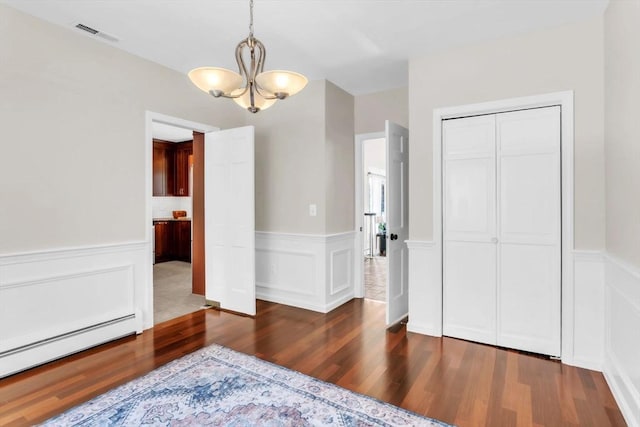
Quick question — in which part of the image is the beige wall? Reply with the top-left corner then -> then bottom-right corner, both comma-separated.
0,5 -> 357,255
604,0 -> 640,267
325,81 -> 355,234
249,79 -> 355,235
250,80 -> 327,234
0,4 -> 245,254
408,18 -> 606,249
355,87 -> 408,134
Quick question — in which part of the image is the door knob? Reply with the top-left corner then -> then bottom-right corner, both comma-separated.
491,237 -> 498,243
390,233 -> 398,241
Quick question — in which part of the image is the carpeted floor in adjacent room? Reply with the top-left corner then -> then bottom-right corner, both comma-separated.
153,261 -> 205,324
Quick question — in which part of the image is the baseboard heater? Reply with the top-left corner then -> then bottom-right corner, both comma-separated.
0,313 -> 138,378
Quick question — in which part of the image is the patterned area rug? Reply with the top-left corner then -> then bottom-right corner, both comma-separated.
42,344 -> 452,426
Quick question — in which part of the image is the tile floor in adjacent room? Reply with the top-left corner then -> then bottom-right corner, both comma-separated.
364,256 -> 386,302
153,261 -> 206,324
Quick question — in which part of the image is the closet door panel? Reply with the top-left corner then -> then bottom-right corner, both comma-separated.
496,107 -> 561,357
499,243 -> 560,355
443,241 -> 497,345
500,153 -> 560,245
444,157 -> 495,242
443,115 -> 497,345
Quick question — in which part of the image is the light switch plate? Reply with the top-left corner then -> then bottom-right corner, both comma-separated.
309,204 -> 317,216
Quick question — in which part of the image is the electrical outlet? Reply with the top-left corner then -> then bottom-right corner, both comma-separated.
309,204 -> 317,216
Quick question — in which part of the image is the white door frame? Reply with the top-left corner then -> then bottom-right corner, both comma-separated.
432,91 -> 575,363
143,111 -> 218,329
354,132 -> 384,298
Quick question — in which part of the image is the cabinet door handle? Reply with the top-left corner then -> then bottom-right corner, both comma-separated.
390,233 -> 398,241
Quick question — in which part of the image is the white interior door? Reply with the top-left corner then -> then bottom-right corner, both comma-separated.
496,107 -> 561,356
204,126 -> 256,316
385,121 -> 409,326
442,107 -> 561,356
442,114 -> 498,345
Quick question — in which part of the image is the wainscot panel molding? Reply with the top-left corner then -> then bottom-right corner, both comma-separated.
571,250 -> 605,371
406,245 -> 607,370
0,241 -> 150,378
255,232 -> 356,313
406,240 -> 441,336
603,254 -> 640,427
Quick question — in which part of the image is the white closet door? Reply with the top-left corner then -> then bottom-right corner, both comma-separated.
496,107 -> 561,356
442,114 -> 497,345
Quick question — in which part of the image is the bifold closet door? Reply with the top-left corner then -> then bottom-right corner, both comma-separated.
496,107 -> 561,357
442,106 -> 561,357
442,114 -> 498,346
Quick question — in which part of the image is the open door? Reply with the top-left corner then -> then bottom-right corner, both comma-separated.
386,121 -> 409,326
204,126 -> 256,316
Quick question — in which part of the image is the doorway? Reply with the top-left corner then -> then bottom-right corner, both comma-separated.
362,137 -> 387,302
431,91 -> 575,361
145,112 -> 218,328
355,121 -> 409,327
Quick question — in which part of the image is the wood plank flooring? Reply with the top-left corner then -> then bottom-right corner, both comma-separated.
0,299 -> 626,427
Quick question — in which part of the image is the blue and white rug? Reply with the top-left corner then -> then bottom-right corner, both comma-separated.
42,344 -> 452,426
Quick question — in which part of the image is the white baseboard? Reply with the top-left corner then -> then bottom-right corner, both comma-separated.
603,254 -> 640,427
0,241 -> 150,377
255,231 -> 356,313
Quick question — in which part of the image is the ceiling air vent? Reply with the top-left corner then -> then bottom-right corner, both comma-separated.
74,23 -> 119,43
75,23 -> 98,35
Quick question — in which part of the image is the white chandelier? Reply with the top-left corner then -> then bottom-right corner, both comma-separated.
188,0 -> 308,113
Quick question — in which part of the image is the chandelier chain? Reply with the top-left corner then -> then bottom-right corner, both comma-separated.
249,0 -> 254,38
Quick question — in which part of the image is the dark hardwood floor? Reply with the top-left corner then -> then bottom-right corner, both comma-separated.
0,299 -> 626,427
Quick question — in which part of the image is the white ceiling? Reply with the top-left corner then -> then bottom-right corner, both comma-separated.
3,0 -> 609,95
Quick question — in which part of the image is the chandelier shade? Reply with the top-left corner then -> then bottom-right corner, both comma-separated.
187,0 -> 307,113
188,67 -> 243,97
232,86 -> 277,112
255,70 -> 308,99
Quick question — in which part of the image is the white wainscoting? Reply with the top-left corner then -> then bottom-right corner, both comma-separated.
0,241 -> 150,378
571,251 -> 605,371
255,232 -> 356,313
405,243 -> 606,366
603,254 -> 640,427
406,240 -> 441,336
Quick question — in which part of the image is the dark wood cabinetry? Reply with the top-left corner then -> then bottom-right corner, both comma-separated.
174,143 -> 193,196
174,220 -> 192,262
153,221 -> 171,263
153,142 -> 175,197
154,220 -> 191,263
152,140 -> 193,197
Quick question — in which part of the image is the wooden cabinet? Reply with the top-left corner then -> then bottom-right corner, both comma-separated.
153,141 -> 175,197
174,142 -> 193,196
152,140 -> 193,197
174,220 -> 192,262
153,221 -> 171,263
154,220 -> 191,263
